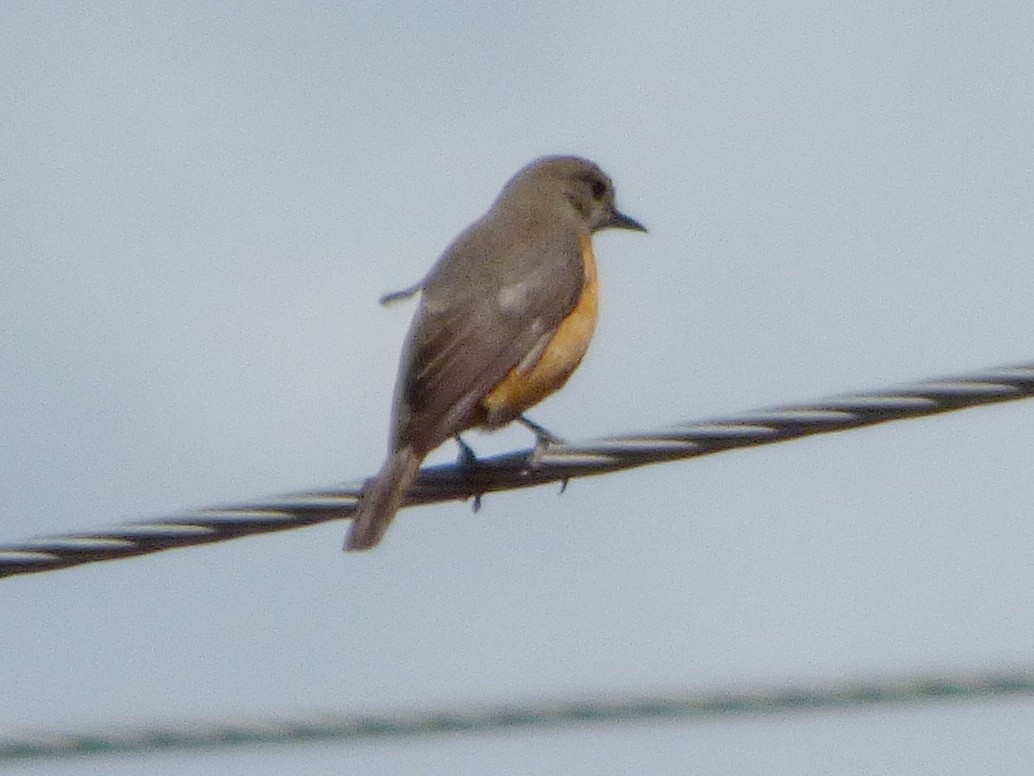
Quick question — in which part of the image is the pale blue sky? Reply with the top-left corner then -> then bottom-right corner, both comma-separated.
3,2 -> 1034,773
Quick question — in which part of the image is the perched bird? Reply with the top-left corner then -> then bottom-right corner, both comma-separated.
347,156 -> 646,550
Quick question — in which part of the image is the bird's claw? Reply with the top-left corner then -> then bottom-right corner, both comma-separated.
519,414 -> 566,447
519,415 -> 568,469
515,416 -> 572,495
455,435 -> 485,513
455,435 -> 478,468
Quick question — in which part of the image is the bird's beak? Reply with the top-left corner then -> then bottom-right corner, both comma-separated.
607,209 -> 648,233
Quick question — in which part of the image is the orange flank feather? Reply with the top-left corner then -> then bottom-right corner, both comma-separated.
479,233 -> 599,424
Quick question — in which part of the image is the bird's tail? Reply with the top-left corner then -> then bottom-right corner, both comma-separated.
345,446 -> 422,551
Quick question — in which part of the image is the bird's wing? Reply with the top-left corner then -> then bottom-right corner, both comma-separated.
391,223 -> 584,452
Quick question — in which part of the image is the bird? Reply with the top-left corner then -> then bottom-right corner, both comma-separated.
346,155 -> 646,550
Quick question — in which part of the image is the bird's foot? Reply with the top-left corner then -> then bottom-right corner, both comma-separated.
518,414 -> 566,449
518,415 -> 570,495
454,435 -> 484,513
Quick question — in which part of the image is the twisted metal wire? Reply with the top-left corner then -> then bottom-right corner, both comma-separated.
3,668 -> 1032,761
3,363 -> 1033,578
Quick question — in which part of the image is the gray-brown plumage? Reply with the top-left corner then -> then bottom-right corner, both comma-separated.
347,156 -> 645,550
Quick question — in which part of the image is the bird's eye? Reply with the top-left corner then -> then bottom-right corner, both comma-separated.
590,179 -> 607,200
